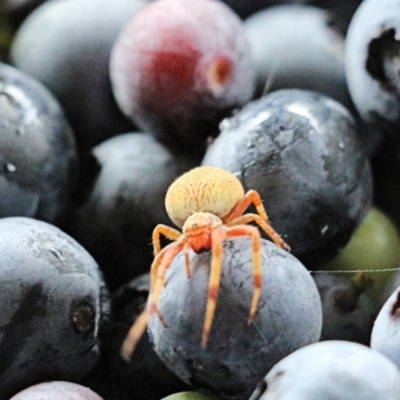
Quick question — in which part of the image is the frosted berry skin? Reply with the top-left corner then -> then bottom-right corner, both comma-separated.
202,89 -> 372,266
148,238 -> 322,400
345,0 -> 400,140
0,217 -> 110,400
251,340 -> 400,400
110,0 -> 255,152
0,62 -> 77,223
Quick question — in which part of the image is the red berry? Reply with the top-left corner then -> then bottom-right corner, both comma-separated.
110,0 -> 255,152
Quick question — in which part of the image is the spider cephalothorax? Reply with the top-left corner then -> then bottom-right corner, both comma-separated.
122,165 -> 289,358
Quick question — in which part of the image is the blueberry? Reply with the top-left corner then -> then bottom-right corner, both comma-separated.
251,340 -> 400,400
104,274 -> 189,400
148,238 -> 322,400
370,286 -> 400,369
345,0 -> 400,141
0,217 -> 110,400
65,132 -> 196,290
110,0 -> 255,155
0,62 -> 77,224
244,4 -> 353,109
10,0 -> 146,151
9,381 -> 104,400
202,89 -> 372,266
312,273 -> 376,345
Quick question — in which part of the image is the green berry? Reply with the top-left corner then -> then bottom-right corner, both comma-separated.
325,206 -> 400,303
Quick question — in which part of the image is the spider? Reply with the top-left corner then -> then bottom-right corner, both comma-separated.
121,165 -> 290,359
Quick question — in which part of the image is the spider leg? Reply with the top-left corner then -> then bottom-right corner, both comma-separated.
225,225 -> 262,324
150,239 -> 184,290
121,310 -> 150,361
184,242 -> 191,278
121,247 -> 170,360
152,224 -> 182,255
121,240 -> 184,360
227,214 -> 290,251
222,189 -> 269,223
202,227 -> 226,348
149,240 -> 185,318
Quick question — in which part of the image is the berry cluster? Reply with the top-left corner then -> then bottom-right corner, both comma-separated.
1,0 -> 400,399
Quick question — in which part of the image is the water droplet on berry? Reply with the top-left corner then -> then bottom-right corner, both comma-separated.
4,163 -> 16,173
219,118 -> 231,131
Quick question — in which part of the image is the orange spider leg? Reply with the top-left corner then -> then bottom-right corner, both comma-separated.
121,310 -> 151,361
222,189 -> 270,223
228,214 -> 290,251
149,240 -> 186,316
121,247 -> 170,359
184,242 -> 191,278
225,224 -> 262,323
121,240 -> 184,359
202,227 -> 226,348
152,224 -> 182,255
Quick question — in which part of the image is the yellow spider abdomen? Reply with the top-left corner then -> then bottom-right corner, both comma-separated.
165,166 -> 245,228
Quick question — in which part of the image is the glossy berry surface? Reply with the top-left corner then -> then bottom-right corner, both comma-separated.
10,0 -> 146,151
0,62 -> 77,224
148,238 -> 322,400
0,217 -> 109,400
203,89 -> 372,265
110,0 -> 255,153
251,340 -> 400,400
